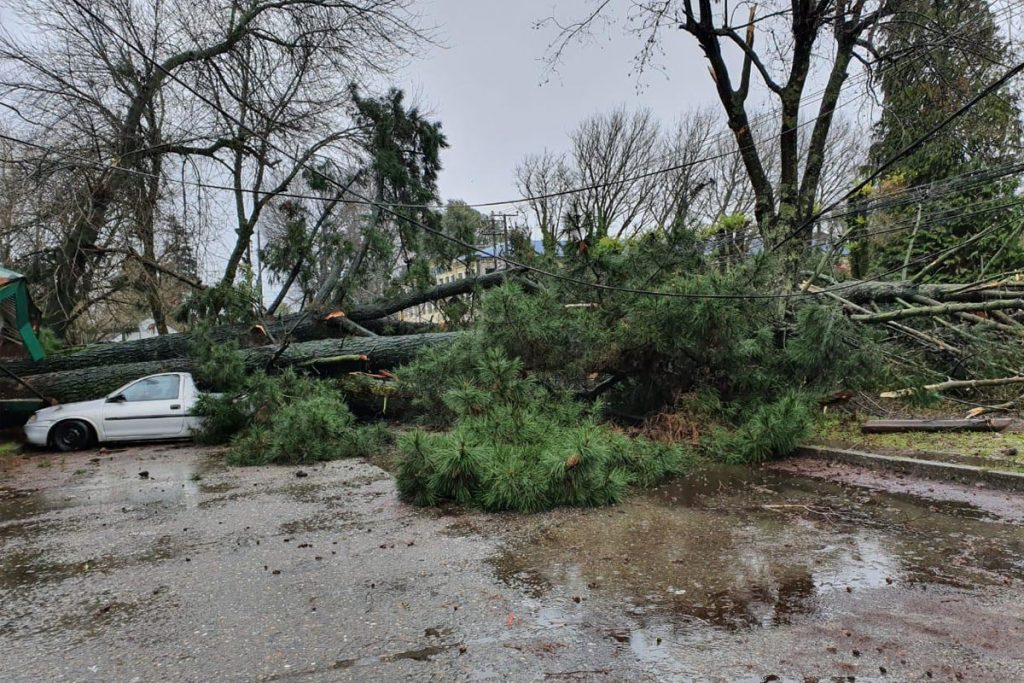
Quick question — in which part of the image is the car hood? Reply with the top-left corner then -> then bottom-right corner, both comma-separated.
33,398 -> 108,421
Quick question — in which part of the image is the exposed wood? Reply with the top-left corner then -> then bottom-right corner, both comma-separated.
861,418 -> 1013,434
299,354 -> 369,367
881,376 -> 1024,399
965,394 -> 1024,417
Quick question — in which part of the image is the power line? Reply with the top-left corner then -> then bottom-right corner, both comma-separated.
772,58 -> 1024,253
41,0 -> 1024,304
8,124 -> 1024,292
6,126 -> 1022,229
8,0 -> 1021,214
822,160 -> 1024,221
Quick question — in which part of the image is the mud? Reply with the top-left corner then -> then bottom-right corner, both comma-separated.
1,445 -> 1023,682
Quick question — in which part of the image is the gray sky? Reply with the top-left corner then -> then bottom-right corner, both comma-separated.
398,0 -> 718,208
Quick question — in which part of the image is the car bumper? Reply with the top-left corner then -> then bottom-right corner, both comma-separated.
24,423 -> 51,446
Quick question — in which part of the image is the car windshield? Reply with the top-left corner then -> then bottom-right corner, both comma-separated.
121,375 -> 180,402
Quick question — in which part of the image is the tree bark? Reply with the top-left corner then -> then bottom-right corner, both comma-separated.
861,418 -> 1012,433
1,333 -> 459,403
850,299 -> 1024,324
806,284 -> 961,355
820,279 -> 1024,304
5,269 -> 521,377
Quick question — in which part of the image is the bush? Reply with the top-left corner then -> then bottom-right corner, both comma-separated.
395,346 -> 693,511
431,258 -> 887,467
707,392 -> 815,464
191,355 -> 392,466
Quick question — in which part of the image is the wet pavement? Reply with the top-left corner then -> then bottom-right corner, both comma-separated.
2,445 -> 1024,682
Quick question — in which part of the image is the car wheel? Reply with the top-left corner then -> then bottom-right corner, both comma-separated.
51,420 -> 94,452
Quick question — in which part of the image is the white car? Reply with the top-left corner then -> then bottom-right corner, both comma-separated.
25,372 -> 207,452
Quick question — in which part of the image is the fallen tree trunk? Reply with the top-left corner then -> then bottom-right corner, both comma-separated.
4,270 -> 518,377
826,280 -> 1024,304
340,267 -> 536,321
909,294 -> 1024,336
861,418 -> 1012,433
1,333 -> 459,404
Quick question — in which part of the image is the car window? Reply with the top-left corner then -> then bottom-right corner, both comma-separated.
121,375 -> 180,402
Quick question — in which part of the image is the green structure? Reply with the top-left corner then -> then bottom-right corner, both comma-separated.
0,266 -> 46,361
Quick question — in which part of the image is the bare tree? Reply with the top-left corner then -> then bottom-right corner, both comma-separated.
568,107 -> 663,239
544,0 -> 892,267
515,150 -> 572,252
0,0 -> 426,339
649,108 -> 718,232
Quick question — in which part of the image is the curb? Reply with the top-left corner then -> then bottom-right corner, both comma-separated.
794,445 -> 1024,492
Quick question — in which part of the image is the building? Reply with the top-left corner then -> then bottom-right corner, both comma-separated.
102,318 -> 179,343
403,240 -> 549,324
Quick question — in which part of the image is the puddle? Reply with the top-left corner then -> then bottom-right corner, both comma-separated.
326,645 -> 455,673
0,486 -> 58,521
0,534 -> 184,590
0,455 -> 228,525
493,465 -> 1024,635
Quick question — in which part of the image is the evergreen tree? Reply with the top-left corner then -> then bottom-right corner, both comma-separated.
867,0 -> 1024,281
310,87 -> 448,304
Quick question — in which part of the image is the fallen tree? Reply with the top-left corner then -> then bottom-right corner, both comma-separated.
1,333 -> 458,403
8,268 -> 1024,412
861,418 -> 1013,433
10,272 -> 1023,382
830,279 -> 1024,304
4,270 -> 523,377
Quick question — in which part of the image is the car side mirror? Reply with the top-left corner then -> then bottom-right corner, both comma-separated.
107,393 -> 127,403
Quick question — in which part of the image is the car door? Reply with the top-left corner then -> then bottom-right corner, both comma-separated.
102,374 -> 187,440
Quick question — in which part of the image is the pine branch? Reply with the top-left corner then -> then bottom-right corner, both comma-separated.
881,376 -> 1024,399
850,299 -> 1024,324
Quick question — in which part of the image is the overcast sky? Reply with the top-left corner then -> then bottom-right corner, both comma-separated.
398,0 -> 718,209
0,0 -> 879,282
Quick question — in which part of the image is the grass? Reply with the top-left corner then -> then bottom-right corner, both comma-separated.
814,414 -> 1024,467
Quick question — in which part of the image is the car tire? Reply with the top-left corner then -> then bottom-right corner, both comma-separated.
51,420 -> 94,452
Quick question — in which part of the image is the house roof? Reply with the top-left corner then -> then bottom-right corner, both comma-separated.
0,266 -> 46,361
0,266 -> 25,286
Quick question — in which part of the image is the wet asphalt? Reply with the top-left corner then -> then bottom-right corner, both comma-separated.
2,444 -> 1024,682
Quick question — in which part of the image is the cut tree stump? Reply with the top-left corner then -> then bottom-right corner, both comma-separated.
861,418 -> 1013,434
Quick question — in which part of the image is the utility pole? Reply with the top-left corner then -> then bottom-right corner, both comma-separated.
485,212 -> 517,272
255,226 -> 265,306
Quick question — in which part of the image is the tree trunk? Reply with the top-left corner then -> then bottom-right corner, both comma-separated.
5,269 -> 522,377
812,279 -> 1024,304
861,418 -> 1012,433
1,333 -> 460,403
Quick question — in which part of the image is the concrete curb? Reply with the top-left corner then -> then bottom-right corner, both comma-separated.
794,445 -> 1024,492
